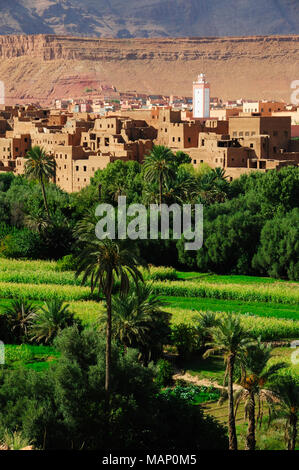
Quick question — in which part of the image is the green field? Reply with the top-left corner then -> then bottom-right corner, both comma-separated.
0,258 -> 298,342
165,296 -> 299,320
183,346 -> 299,381
177,272 -> 295,284
4,344 -> 60,371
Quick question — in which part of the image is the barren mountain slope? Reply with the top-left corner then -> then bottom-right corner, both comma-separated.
0,34 -> 298,104
0,0 -> 298,37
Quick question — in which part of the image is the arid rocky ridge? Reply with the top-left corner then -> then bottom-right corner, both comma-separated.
0,34 -> 298,104
1,0 -> 298,37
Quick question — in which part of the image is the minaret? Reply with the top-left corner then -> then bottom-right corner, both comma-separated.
193,73 -> 210,119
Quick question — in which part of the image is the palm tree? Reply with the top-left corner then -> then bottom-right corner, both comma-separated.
163,168 -> 199,205
211,167 -> 229,180
198,171 -> 227,205
75,238 -> 143,408
203,313 -> 253,450
74,207 -> 98,244
192,310 -> 220,349
234,339 -> 286,450
109,288 -> 151,353
108,282 -> 170,361
5,299 -> 38,341
143,145 -> 175,206
30,298 -> 76,343
25,146 -> 56,219
24,212 -> 50,234
270,374 -> 299,450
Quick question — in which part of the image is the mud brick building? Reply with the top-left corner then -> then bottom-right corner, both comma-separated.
0,104 -> 298,192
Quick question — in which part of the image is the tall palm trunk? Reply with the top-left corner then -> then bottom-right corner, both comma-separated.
245,390 -> 256,450
228,354 -> 238,450
40,176 -> 50,219
159,173 -> 163,207
105,288 -> 112,410
288,414 -> 297,451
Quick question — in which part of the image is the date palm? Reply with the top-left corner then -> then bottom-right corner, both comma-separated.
203,313 -> 253,450
269,374 -> 299,451
143,145 -> 175,206
75,238 -> 143,408
74,207 -> 98,244
5,299 -> 38,341
211,167 -> 229,180
25,146 -> 56,219
192,310 -> 220,348
30,298 -> 76,344
163,168 -> 199,205
24,212 -> 50,234
234,339 -> 286,450
109,282 -> 170,361
110,287 -> 151,351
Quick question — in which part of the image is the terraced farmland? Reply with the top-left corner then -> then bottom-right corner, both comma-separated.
0,259 -> 298,341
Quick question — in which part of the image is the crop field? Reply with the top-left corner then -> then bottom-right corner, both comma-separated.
164,296 -> 299,320
0,259 -> 298,342
151,280 -> 299,304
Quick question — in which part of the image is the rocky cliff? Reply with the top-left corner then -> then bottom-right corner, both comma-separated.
0,34 -> 298,103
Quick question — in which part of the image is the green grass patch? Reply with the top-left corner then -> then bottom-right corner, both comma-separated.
3,344 -> 60,371
176,272 -> 298,285
183,355 -> 226,384
202,401 -> 298,449
164,296 -> 299,321
236,417 -> 299,450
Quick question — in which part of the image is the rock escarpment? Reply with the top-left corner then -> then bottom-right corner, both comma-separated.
0,34 -> 298,103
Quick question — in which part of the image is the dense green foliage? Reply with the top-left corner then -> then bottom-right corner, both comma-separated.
0,161 -> 298,279
161,384 -> 220,404
0,327 -> 228,450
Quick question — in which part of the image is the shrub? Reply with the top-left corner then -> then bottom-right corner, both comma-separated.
155,359 -> 174,387
252,209 -> 299,281
171,323 -> 201,358
144,266 -> 178,281
55,254 -> 77,272
0,314 -> 15,344
162,384 -> 220,404
5,298 -> 38,343
1,429 -> 33,450
0,229 -> 41,259
29,298 -> 81,344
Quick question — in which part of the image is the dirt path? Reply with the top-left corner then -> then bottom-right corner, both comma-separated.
173,372 -> 242,391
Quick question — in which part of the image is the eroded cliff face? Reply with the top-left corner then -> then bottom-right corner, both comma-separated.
0,34 -> 298,103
